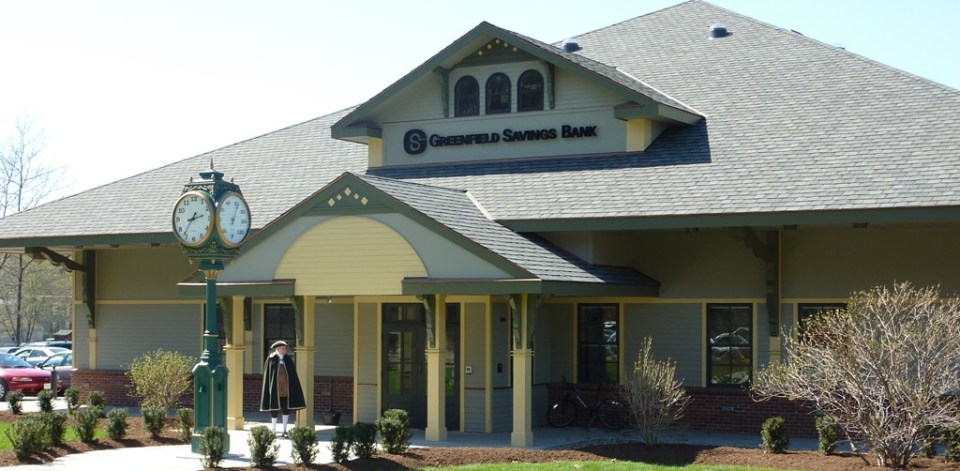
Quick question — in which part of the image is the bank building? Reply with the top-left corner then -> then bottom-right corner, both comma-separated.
1,1 -> 957,445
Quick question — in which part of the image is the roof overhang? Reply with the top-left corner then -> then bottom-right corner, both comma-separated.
177,276 -> 296,298
402,277 -> 659,297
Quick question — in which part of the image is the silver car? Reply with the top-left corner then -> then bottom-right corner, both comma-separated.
37,351 -> 72,391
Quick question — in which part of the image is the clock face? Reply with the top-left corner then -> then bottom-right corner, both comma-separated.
216,192 -> 251,247
172,191 -> 214,247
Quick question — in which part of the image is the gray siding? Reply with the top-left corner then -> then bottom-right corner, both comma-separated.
315,302 -> 353,376
623,303 -> 701,386
491,388 -> 513,433
96,304 -> 201,369
532,384 -> 548,427
491,302 -> 510,388
756,304 -> 769,370
462,302 -> 487,432
535,302 -> 573,384
74,304 -> 90,369
355,303 -> 378,422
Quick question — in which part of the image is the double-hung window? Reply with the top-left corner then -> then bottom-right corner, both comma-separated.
707,304 -> 752,386
578,304 -> 619,383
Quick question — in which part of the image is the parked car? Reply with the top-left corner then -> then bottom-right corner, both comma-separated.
13,346 -> 70,367
27,340 -> 72,350
37,351 -> 72,391
0,346 -> 21,354
0,353 -> 52,398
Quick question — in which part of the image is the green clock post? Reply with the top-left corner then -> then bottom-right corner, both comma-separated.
172,163 -> 251,453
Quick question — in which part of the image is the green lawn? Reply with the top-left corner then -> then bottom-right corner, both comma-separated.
420,463 -> 798,471
0,422 -> 107,450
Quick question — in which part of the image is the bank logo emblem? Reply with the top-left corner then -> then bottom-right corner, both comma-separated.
403,129 -> 427,155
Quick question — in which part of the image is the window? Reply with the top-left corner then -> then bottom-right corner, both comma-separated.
578,304 -> 618,383
454,76 -> 479,117
797,303 -> 846,338
263,304 -> 296,360
485,73 -> 511,114
517,70 -> 544,112
707,304 -> 752,386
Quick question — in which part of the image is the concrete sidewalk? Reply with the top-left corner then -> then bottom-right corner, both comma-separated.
1,398 -> 820,470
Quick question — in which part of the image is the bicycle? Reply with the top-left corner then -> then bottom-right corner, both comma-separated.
546,376 -> 628,429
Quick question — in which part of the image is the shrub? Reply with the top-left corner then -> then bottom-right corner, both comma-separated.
6,390 -> 24,414
945,427 -> 960,463
329,424 -> 354,463
815,415 -> 840,455
377,409 -> 411,454
918,425 -> 939,459
5,416 -> 48,459
620,336 -> 690,444
760,417 -> 789,453
107,408 -> 129,440
73,406 -> 100,443
142,406 -> 167,437
289,426 -> 319,465
87,390 -> 106,417
248,425 -> 280,468
39,412 -> 67,446
753,283 -> 960,468
352,422 -> 378,459
63,386 -> 81,413
126,349 -> 193,410
37,389 -> 55,413
176,407 -> 194,441
198,426 -> 227,469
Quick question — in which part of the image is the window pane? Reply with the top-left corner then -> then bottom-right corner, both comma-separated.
454,76 -> 479,117
707,304 -> 752,387
578,304 -> 618,383
485,73 -> 511,114
517,70 -> 543,112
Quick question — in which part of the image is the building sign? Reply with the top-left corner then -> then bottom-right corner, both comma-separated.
403,124 -> 598,155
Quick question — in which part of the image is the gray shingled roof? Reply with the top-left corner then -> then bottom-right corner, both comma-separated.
369,1 -> 960,220
355,173 -> 658,286
0,0 -> 957,247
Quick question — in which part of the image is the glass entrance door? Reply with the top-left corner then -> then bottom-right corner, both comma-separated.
382,304 -> 426,428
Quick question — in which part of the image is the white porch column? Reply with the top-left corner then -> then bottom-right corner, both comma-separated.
225,296 -> 246,430
426,295 -> 447,441
511,293 -> 534,447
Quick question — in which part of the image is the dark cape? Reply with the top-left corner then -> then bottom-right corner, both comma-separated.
260,351 -> 306,412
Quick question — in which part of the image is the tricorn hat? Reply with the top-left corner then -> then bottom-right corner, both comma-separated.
270,340 -> 288,349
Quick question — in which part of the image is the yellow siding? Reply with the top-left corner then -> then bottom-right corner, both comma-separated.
625,119 -> 665,152
275,216 -> 427,295
97,247 -> 196,300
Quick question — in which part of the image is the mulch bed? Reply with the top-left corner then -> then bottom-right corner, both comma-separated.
0,410 -> 956,470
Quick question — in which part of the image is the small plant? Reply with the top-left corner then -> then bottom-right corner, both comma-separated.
6,390 -> 24,414
142,406 -> 167,437
815,415 -> 840,455
248,425 -> 280,468
73,406 -> 100,443
64,386 -> 81,413
107,408 -> 129,440
39,412 -> 68,445
176,407 -> 194,441
760,416 -> 789,453
126,349 -> 193,410
289,426 -> 319,465
621,337 -> 690,444
377,409 -> 411,454
37,389 -> 55,413
329,424 -> 354,464
352,422 -> 378,459
198,426 -> 227,469
5,416 -> 48,459
87,390 -> 106,417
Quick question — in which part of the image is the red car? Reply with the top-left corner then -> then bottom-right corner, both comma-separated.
0,353 -> 52,398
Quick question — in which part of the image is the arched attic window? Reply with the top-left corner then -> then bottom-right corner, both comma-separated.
485,73 -> 511,114
517,70 -> 544,112
454,76 -> 480,117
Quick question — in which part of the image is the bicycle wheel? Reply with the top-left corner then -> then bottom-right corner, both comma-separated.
597,399 -> 629,429
547,398 -> 577,427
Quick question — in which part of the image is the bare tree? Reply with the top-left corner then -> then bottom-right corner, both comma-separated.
752,283 -> 960,468
620,336 -> 690,444
0,116 -> 66,345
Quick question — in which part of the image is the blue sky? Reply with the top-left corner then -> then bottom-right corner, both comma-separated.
1,0 -> 957,199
